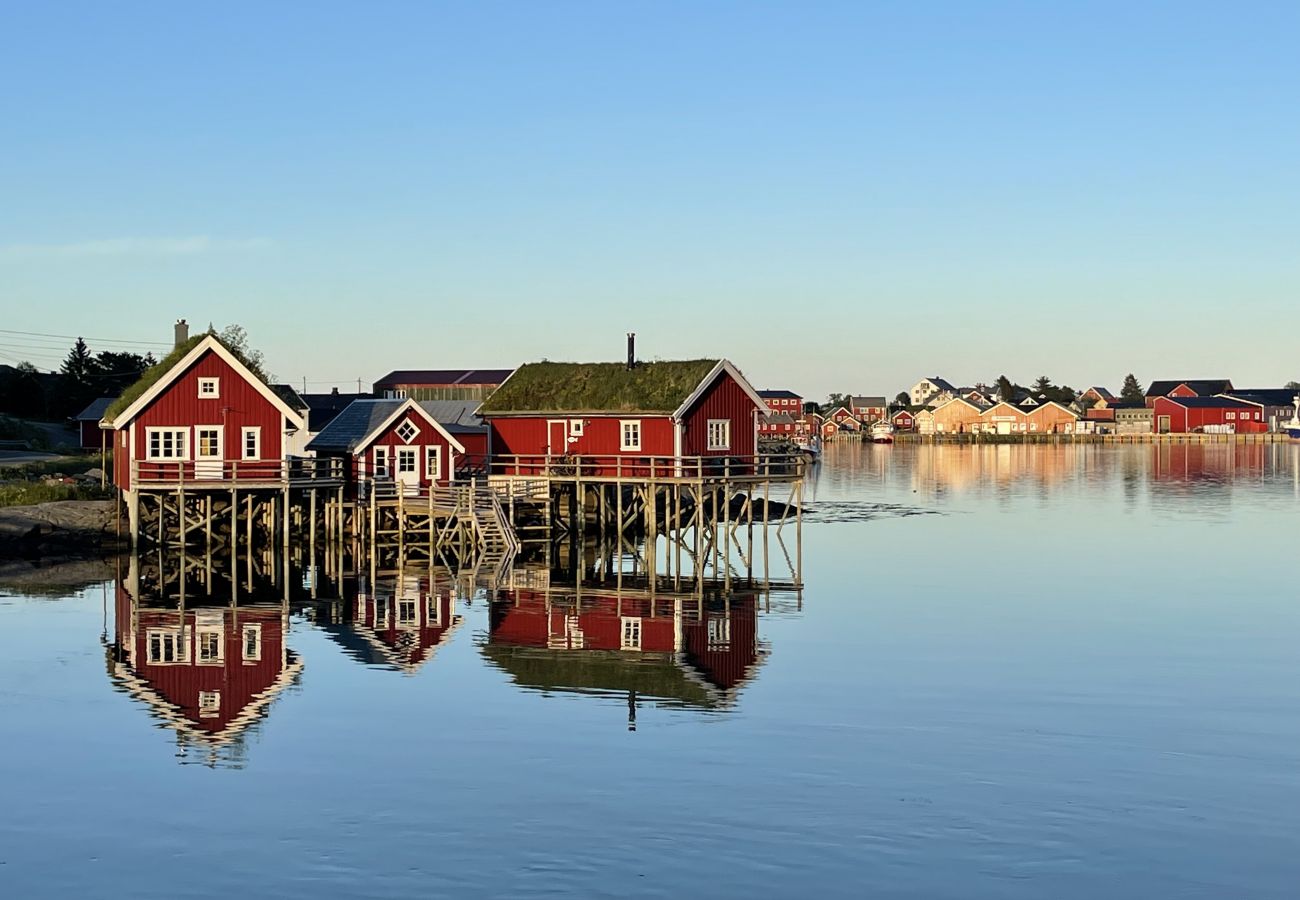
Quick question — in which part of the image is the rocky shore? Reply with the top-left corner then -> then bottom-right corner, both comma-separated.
0,500 -> 125,556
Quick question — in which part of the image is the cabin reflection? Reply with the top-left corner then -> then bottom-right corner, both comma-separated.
318,571 -> 463,673
482,565 -> 769,726
105,554 -> 302,767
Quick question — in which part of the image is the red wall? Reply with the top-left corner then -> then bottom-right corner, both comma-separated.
489,415 -> 676,475
126,606 -> 287,737
354,586 -> 457,668
1152,398 -> 1267,433
117,349 -> 286,490
351,411 -> 462,488
491,591 -> 677,652
681,372 -> 758,458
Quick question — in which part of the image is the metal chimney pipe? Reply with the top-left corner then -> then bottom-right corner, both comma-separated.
174,318 -> 189,349
627,332 -> 635,370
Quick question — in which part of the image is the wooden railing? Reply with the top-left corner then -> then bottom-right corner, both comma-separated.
488,453 -> 808,481
132,456 -> 347,487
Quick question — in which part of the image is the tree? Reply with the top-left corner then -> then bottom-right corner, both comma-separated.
60,338 -> 93,383
1285,380 -> 1300,391
1031,375 -> 1053,397
1120,373 -> 1144,403
218,324 -> 272,381
825,392 -> 850,412
892,391 -> 910,411
88,350 -> 154,395
996,375 -> 1015,402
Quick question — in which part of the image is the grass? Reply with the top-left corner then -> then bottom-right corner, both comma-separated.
480,359 -> 720,413
0,453 -> 107,479
103,332 -> 270,424
0,482 -> 111,507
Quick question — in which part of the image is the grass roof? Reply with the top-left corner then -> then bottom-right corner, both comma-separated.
480,644 -> 719,707
103,333 -> 267,424
480,360 -> 720,414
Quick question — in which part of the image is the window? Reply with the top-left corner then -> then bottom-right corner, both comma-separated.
146,428 -> 187,460
398,599 -> 418,627
426,445 -> 442,480
620,420 -> 641,451
198,377 -> 219,398
242,427 -> 261,460
197,630 -> 223,663
147,628 -> 187,663
707,419 -> 731,451
397,448 -> 417,474
198,691 -> 221,718
242,624 -> 261,661
1227,412 -> 1236,420
395,418 -> 419,443
196,427 -> 220,457
373,446 -> 391,478
569,418 -> 584,437
427,595 -> 443,627
707,616 -> 731,650
621,616 -> 642,650
374,597 -> 390,629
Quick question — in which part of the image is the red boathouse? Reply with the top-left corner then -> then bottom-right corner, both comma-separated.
480,352 -> 769,477
103,333 -> 309,491
1151,396 -> 1267,434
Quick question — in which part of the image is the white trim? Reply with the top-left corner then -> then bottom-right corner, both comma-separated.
394,417 -> 420,444
426,445 -> 443,480
373,445 -> 391,478
197,377 -> 220,399
671,359 -> 769,421
145,427 -> 189,460
242,624 -> 262,662
706,418 -> 731,451
620,419 -> 642,451
109,334 -> 307,431
241,426 -> 261,460
354,399 -> 466,455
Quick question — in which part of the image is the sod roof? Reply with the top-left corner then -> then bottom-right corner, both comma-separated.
479,360 -> 720,414
102,333 -> 271,425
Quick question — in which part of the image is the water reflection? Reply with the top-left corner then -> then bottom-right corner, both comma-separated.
317,571 -> 464,673
483,567 -> 768,727
104,555 -> 302,767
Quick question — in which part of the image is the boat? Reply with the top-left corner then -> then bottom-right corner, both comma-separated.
1285,395 -> 1300,439
869,421 -> 895,444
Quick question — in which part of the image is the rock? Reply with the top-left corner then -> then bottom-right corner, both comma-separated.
83,468 -> 106,481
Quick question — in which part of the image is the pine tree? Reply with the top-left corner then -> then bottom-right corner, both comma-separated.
1031,375 -> 1053,396
1120,373 -> 1144,403
996,375 -> 1015,402
61,337 -> 93,384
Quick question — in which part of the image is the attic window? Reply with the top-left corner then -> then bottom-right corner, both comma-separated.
198,691 -> 221,718
198,377 -> 219,398
395,419 -> 419,443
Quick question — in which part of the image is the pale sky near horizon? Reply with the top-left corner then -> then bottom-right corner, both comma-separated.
3,2 -> 1297,401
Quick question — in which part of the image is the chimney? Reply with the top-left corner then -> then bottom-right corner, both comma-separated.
174,318 -> 189,349
627,332 -> 636,370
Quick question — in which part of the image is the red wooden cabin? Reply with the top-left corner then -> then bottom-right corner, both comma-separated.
890,409 -> 915,432
306,398 -> 468,497
481,358 -> 769,477
108,588 -> 301,754
104,333 -> 308,491
342,574 -> 462,672
1151,396 -> 1267,434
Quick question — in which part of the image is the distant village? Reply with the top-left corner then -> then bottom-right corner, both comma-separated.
758,376 -> 1300,441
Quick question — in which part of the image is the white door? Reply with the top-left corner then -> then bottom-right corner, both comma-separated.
195,427 -> 223,479
997,421 -> 1012,435
396,447 -> 420,495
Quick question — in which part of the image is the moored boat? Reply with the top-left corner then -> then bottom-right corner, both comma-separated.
870,421 -> 895,444
1285,395 -> 1300,439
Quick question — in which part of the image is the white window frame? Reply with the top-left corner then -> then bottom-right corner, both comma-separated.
242,427 -> 261,461
707,419 -> 731,451
373,446 -> 391,478
620,420 -> 641,452
374,596 -> 390,629
198,377 -> 220,399
395,418 -> 419,444
242,624 -> 262,662
569,418 -> 584,437
198,691 -> 221,718
147,628 -> 189,664
196,629 -> 224,664
707,616 -> 731,650
621,616 -> 642,651
195,426 -> 221,459
396,447 -> 418,475
426,445 -> 442,480
397,598 -> 418,629
427,594 -> 443,628
146,428 -> 189,460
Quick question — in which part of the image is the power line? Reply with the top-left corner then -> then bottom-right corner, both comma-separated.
0,327 -> 172,347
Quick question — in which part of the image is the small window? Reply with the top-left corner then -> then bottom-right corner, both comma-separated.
395,419 -> 419,443
198,691 -> 221,718
621,616 -> 642,650
427,594 -> 443,628
707,419 -> 731,451
1226,412 -> 1236,420
147,629 -> 187,663
242,624 -> 261,661
374,597 -> 390,629
198,377 -> 219,398
373,447 -> 391,478
620,420 -> 641,451
707,616 -> 731,650
396,448 -> 417,474
569,418 -> 584,437
197,630 -> 223,663
196,427 -> 220,457
426,445 -> 442,480
242,427 -> 261,460
398,599 -> 418,627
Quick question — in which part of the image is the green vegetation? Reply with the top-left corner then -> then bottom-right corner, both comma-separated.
102,333 -> 208,423
0,481 -> 111,508
0,416 -> 52,450
481,645 -> 718,707
1120,374 -> 1145,403
480,360 -> 720,413
0,454 -> 106,479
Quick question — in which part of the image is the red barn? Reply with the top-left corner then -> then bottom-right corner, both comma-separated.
1152,396 -> 1266,434
481,358 -> 768,477
306,398 -> 468,497
108,588 -> 302,757
103,333 -> 308,491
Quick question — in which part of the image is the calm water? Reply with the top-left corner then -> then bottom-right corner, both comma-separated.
2,443 -> 1299,898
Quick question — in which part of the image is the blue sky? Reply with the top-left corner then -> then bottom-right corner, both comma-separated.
2,2 -> 1297,399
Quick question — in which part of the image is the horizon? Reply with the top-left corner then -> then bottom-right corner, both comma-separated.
4,2 -> 1298,398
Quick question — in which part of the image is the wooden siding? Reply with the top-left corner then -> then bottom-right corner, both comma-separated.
117,348 -> 285,490
681,371 -> 758,457
352,409 -> 461,488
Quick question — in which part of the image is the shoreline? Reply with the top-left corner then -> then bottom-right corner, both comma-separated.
0,500 -> 125,558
